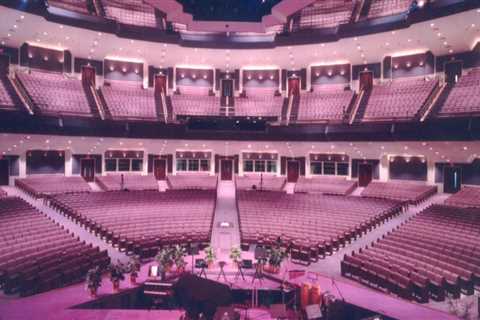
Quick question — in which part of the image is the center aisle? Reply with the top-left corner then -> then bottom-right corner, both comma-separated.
210,180 -> 241,258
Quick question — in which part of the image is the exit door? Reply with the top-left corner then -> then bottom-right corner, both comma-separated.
154,159 -> 167,180
221,160 -> 233,181
358,163 -> 373,187
443,166 -> 462,194
287,161 -> 300,183
0,159 -> 9,186
81,158 -> 95,182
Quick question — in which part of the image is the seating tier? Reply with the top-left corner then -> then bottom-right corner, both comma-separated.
15,176 -> 91,198
361,181 -> 437,204
295,176 -> 357,195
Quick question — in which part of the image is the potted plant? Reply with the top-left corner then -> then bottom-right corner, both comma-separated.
229,247 -> 242,266
204,246 -> 216,269
155,247 -> 174,279
172,245 -> 187,274
266,246 -> 287,274
85,266 -> 102,298
108,261 -> 126,292
127,256 -> 141,285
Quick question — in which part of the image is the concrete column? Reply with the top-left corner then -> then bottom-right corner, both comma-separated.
19,152 -> 27,178
379,155 -> 389,182
64,150 -> 72,176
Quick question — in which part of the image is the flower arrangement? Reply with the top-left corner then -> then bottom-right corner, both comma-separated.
172,245 -> 187,273
204,246 -> 216,268
127,256 -> 141,284
108,261 -> 126,291
265,246 -> 288,274
229,247 -> 242,265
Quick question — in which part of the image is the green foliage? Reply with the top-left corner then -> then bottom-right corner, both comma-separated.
108,261 -> 127,282
268,246 -> 287,267
229,247 -> 242,263
85,266 -> 102,291
204,246 -> 216,264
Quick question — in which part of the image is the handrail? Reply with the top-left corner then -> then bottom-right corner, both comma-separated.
420,82 -> 445,122
89,85 -> 105,120
285,94 -> 294,126
160,92 -> 168,123
8,74 -> 34,115
349,89 -> 364,125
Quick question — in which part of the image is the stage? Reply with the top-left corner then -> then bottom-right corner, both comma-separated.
0,250 -> 461,320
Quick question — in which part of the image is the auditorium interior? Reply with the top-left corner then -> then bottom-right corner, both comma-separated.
1,0 -> 480,319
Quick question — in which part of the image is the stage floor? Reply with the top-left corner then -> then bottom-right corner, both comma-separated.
0,251 -> 460,320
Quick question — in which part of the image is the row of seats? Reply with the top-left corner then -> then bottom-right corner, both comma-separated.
0,197 -> 109,296
367,0 -> 412,19
363,78 -> 437,121
361,181 -> 437,204
237,191 -> 402,264
15,70 -> 94,117
95,174 -> 158,191
294,0 -> 354,30
101,82 -> 157,120
438,68 -> 480,117
48,190 -> 216,257
15,176 -> 91,198
171,93 -> 220,117
101,0 -> 158,28
47,0 -> 91,15
341,204 -> 480,303
235,94 -> 283,118
297,87 -> 354,122
444,186 -> 480,208
0,74 -> 17,111
235,175 -> 286,191
167,174 -> 218,190
295,176 -> 357,195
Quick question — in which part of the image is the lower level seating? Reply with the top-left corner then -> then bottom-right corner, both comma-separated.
238,191 -> 402,264
295,176 -> 357,195
341,205 -> 480,303
0,197 -> 109,296
167,174 -> 218,190
95,174 -> 158,191
361,181 -> 437,204
444,186 -> 480,208
15,176 -> 91,198
49,190 -> 216,258
235,175 -> 286,191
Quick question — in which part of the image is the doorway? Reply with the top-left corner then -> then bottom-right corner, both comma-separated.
359,71 -> 373,91
220,160 -> 233,181
154,159 -> 167,180
358,163 -> 373,187
443,166 -> 462,194
80,158 -> 95,182
287,161 -> 300,183
0,159 -> 9,186
444,61 -> 462,84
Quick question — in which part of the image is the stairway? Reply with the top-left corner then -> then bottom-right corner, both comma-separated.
165,95 -> 174,121
353,89 -> 371,123
210,181 -> 241,258
281,97 -> 289,122
289,94 -> 300,122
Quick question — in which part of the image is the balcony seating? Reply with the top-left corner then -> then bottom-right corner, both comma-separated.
361,181 -> 437,204
0,197 -> 109,296
444,186 -> 480,208
15,176 -> 91,198
238,191 -> 402,264
294,0 -> 354,30
47,0 -> 91,15
167,174 -> 218,190
362,78 -> 437,122
15,70 -> 93,117
95,174 -> 158,191
49,190 -> 216,257
235,175 -> 286,191
102,0 -> 158,28
171,93 -> 220,117
101,82 -> 157,120
367,0 -> 412,19
437,68 -> 480,117
235,89 -> 283,118
295,176 -> 357,195
0,74 -> 17,111
341,204 -> 480,303
297,87 -> 354,122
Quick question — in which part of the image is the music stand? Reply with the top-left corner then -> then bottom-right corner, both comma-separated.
195,259 -> 208,279
253,247 -> 267,284
234,261 -> 246,282
216,261 -> 228,282
188,243 -> 199,274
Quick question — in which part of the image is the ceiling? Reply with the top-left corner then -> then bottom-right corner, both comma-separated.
0,6 -> 479,70
1,133 -> 478,163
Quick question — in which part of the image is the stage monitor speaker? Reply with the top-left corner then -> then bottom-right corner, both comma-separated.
214,306 -> 240,320
241,259 -> 253,269
305,304 -> 323,320
254,247 -> 267,260
195,258 -> 207,268
270,303 -> 288,319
